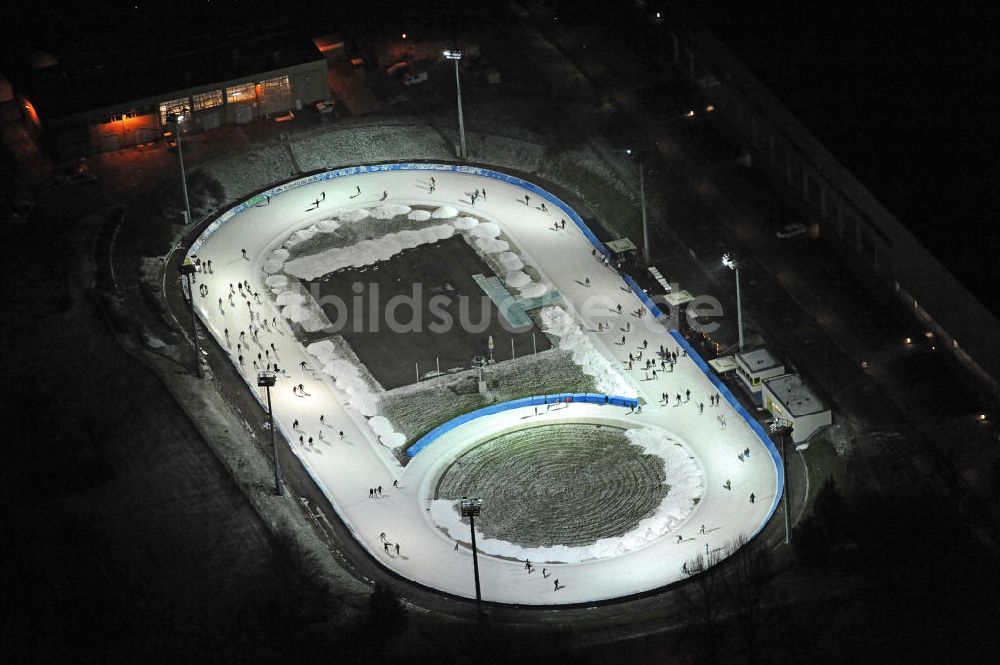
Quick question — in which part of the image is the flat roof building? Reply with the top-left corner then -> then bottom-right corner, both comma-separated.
762,373 -> 832,443
735,347 -> 785,404
25,17 -> 329,155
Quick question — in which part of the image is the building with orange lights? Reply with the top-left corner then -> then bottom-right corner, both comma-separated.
24,18 -> 328,155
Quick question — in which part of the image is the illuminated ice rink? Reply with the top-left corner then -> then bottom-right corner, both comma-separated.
186,164 -> 781,605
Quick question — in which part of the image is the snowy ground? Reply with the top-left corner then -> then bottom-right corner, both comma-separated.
187,166 -> 779,605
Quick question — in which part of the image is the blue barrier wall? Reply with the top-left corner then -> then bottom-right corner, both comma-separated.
406,393 -> 639,457
669,330 -> 785,538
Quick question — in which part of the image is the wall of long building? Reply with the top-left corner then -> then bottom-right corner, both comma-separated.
53,59 -> 328,154
667,18 -> 1000,395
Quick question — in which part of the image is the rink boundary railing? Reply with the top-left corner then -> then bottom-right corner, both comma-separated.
406,393 -> 641,457
669,330 -> 785,538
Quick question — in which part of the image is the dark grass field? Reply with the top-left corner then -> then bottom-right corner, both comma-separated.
306,235 -> 551,390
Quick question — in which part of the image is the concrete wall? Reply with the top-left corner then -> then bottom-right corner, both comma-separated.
668,10 -> 1000,395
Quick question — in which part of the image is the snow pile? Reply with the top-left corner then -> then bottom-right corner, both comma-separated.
370,203 -> 412,219
286,226 -> 318,247
476,238 -> 509,254
452,216 -> 479,230
539,306 -> 630,395
283,224 -> 456,280
429,426 -> 703,563
338,209 -> 370,223
407,210 -> 432,221
272,248 -> 290,261
432,206 -> 459,219
263,259 -> 285,274
505,271 -> 532,288
317,219 -> 340,233
265,274 -> 288,289
469,222 -> 501,239
497,251 -> 523,271
519,283 -> 549,298
306,341 -> 380,416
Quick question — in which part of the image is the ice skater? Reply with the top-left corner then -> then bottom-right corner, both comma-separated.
553,579 -> 560,591
241,248 -> 248,260
540,202 -> 548,213
524,194 -> 530,206
481,188 -> 486,200
750,493 -> 756,504
395,543 -> 400,556
381,190 -> 388,201
321,191 -> 326,201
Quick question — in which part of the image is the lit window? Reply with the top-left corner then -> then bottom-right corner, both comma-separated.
159,97 -> 190,124
226,82 -> 257,103
192,90 -> 224,111
259,75 -> 291,99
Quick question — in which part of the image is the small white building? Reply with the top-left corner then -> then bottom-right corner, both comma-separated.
735,347 -> 785,404
762,374 -> 832,443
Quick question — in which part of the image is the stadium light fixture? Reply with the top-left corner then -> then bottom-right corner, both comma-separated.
443,50 -> 467,159
460,497 -> 484,618
722,253 -> 744,352
257,370 -> 281,495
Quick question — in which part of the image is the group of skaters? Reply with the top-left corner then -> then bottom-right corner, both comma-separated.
523,559 -> 562,591
380,532 -> 402,557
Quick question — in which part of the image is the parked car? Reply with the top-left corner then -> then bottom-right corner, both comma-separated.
776,222 -> 807,239
274,110 -> 296,123
402,70 -> 428,86
314,100 -> 335,115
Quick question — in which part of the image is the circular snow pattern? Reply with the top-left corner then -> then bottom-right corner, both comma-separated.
265,275 -> 288,288
271,248 -> 290,260
432,206 -> 459,219
286,226 -> 318,247
434,424 -> 666,549
317,219 -> 340,233
276,291 -> 306,306
407,210 -> 432,221
380,432 -> 406,448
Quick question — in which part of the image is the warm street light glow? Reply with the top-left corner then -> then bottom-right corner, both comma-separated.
401,33 -> 407,39
706,104 -> 715,112
685,110 -> 696,117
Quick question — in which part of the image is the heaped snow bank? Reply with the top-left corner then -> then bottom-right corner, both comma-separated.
369,415 -> 407,449
307,340 -> 380,416
370,203 -> 412,219
284,224 -> 456,280
272,281 -> 329,332
430,428 -> 702,562
540,306 -> 630,395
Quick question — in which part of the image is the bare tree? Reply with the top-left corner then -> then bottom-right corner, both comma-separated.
679,546 -> 725,664
720,534 -> 773,664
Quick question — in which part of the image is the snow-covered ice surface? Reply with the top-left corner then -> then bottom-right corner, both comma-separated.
187,166 -> 780,605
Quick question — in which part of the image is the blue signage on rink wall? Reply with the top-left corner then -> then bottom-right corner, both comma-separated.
405,393 -> 640,458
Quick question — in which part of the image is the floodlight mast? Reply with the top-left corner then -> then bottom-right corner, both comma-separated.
460,496 -> 484,618
443,49 -> 467,159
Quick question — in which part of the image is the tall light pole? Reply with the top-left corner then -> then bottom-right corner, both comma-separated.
460,496 -> 484,619
172,112 -> 192,225
258,370 -> 281,495
626,148 -> 651,264
770,420 -> 794,545
443,49 -> 467,159
722,253 -> 744,353
179,258 -> 203,378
